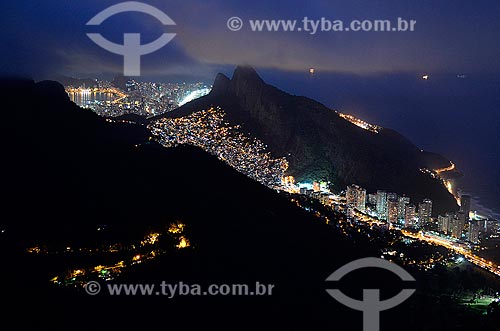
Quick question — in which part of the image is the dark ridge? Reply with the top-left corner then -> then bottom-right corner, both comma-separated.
0,78 -> 497,330
112,113 -> 150,125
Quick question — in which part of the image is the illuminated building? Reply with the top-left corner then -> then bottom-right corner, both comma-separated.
451,211 -> 467,239
404,205 -> 416,228
468,220 -> 480,244
313,181 -> 321,192
346,184 -> 366,212
376,190 -> 388,220
387,192 -> 398,201
397,196 -> 410,223
387,199 -> 399,226
368,193 -> 377,205
437,213 -> 453,234
418,199 -> 433,226
485,220 -> 499,235
346,185 -> 357,205
356,188 -> 367,212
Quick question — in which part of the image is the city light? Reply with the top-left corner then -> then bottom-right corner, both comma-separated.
178,88 -> 211,106
66,81 -> 211,118
292,179 -> 500,279
435,162 -> 455,174
337,112 -> 381,133
150,107 -> 289,188
39,224 -> 193,287
176,236 -> 190,249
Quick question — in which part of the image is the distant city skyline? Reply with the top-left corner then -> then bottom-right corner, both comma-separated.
3,2 -> 500,328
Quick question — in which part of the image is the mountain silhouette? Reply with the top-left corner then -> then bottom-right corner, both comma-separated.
151,66 -> 458,215
0,78 -> 496,330
0,78 -> 373,329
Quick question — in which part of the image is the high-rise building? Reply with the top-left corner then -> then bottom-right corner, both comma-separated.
397,196 -> 410,223
468,220 -> 480,244
356,188 -> 366,212
418,199 -> 433,226
451,211 -> 466,239
368,194 -> 377,206
376,190 -> 388,220
346,184 -> 366,212
460,195 -> 472,220
437,213 -> 453,234
387,192 -> 398,202
387,199 -> 399,226
313,181 -> 321,192
485,220 -> 499,235
346,185 -> 357,206
449,218 -> 459,238
404,204 -> 416,228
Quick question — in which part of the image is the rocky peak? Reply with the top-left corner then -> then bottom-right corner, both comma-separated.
231,65 -> 264,85
210,73 -> 231,96
229,66 -> 266,99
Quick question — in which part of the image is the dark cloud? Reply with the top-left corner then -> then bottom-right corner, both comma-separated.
1,0 -> 499,80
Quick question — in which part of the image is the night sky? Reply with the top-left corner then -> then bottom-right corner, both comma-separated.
1,0 -> 500,215
2,0 -> 500,79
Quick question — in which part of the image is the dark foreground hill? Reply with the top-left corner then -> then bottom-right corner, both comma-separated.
0,79 -> 497,330
151,66 -> 458,215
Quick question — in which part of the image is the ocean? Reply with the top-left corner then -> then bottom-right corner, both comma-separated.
259,69 -> 500,219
